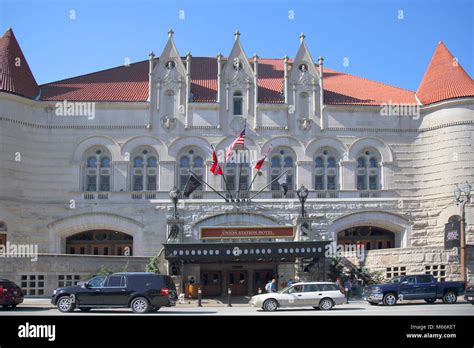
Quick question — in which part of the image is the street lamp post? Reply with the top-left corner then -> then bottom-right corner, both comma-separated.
296,185 -> 309,218
169,186 -> 181,219
454,181 -> 471,284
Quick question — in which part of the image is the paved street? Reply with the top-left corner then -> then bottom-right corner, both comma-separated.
1,298 -> 472,316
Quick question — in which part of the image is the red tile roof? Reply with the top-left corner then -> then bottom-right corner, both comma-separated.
416,41 -> 474,105
0,28 -> 39,99
2,29 -> 471,106
40,57 -> 417,105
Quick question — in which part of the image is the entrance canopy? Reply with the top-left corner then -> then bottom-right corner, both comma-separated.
164,241 -> 330,262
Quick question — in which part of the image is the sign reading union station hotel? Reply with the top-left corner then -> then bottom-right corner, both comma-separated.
200,226 -> 295,239
0,26 -> 472,298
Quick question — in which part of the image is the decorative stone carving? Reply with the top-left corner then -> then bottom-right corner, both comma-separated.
297,118 -> 312,131
230,116 -> 246,132
161,116 -> 177,130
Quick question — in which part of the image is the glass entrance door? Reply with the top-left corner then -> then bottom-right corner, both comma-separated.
253,270 -> 274,294
200,271 -> 221,296
227,271 -> 247,296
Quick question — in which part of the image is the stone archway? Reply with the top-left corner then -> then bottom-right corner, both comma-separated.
47,213 -> 144,255
328,211 -> 411,249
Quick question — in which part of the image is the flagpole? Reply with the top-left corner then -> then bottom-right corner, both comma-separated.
244,170 -> 259,199
211,144 -> 234,202
249,168 -> 291,200
188,170 -> 229,202
235,149 -> 242,201
221,172 -> 234,202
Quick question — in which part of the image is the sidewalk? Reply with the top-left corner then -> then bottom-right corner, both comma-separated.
21,296 -> 365,308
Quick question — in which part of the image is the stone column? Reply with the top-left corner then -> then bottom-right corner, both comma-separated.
297,161 -> 313,189
341,160 -> 355,190
159,160 -> 176,191
113,161 -> 129,191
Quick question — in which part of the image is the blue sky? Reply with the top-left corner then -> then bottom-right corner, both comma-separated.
1,0 -> 472,90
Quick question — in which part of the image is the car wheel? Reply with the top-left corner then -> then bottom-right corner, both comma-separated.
131,297 -> 150,314
424,298 -> 436,304
442,291 -> 457,304
383,293 -> 398,306
319,298 -> 334,311
368,301 -> 378,306
79,308 -> 91,312
262,299 -> 278,312
57,296 -> 76,313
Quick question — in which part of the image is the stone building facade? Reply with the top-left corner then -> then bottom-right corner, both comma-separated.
0,28 -> 473,296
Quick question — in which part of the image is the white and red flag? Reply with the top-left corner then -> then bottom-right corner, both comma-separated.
210,149 -> 223,175
253,145 -> 272,170
225,127 -> 246,161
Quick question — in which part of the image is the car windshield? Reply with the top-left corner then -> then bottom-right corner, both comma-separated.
278,285 -> 292,294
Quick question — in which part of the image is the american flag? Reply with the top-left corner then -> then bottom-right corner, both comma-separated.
225,127 -> 246,161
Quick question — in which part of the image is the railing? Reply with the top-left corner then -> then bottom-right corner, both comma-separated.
271,190 -> 296,199
316,191 -> 339,198
131,192 -> 157,200
83,192 -> 109,200
75,189 -> 397,202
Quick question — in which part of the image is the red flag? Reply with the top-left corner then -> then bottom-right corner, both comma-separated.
210,150 -> 223,176
225,127 -> 246,161
253,145 -> 272,170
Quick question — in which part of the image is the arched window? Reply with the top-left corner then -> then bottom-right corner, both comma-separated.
233,91 -> 243,115
84,148 -> 111,192
314,148 -> 339,191
164,90 -> 175,116
448,215 -> 461,223
337,226 -> 395,250
131,148 -> 159,191
356,149 -> 380,190
223,148 -> 250,194
178,148 -> 204,191
270,148 -> 295,192
299,92 -> 310,117
66,230 -> 133,256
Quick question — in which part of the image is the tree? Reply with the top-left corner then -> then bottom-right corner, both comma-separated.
145,255 -> 160,273
97,265 -> 113,276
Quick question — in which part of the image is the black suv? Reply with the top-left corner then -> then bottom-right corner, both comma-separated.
51,272 -> 177,313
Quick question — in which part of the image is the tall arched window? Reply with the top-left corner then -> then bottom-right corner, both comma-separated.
314,148 -> 339,190
164,90 -> 175,116
224,149 -> 250,193
356,149 -> 380,190
84,147 -> 111,192
178,148 -> 204,191
270,148 -> 295,192
233,91 -> 243,115
299,92 -> 310,117
131,148 -> 158,191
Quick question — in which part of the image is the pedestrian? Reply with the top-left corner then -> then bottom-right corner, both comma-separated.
344,278 -> 352,304
265,279 -> 273,293
287,279 -> 294,287
271,278 -> 277,292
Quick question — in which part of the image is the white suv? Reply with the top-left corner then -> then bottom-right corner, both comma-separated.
249,282 -> 346,311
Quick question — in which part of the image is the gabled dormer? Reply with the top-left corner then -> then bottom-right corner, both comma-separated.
219,31 -> 256,130
286,33 -> 324,130
150,29 -> 191,131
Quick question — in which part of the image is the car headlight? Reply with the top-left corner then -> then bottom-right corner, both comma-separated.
371,287 -> 382,292
53,289 -> 57,295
